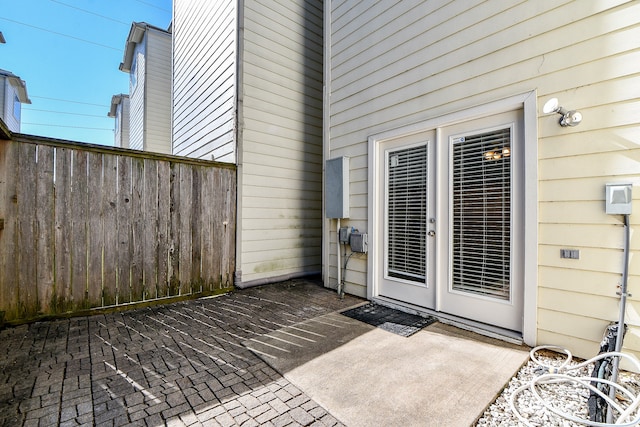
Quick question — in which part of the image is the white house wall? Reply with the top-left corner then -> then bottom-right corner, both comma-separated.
0,79 -> 6,128
1,79 -> 19,133
172,0 -> 237,162
326,0 -> 640,361
237,0 -> 324,285
114,103 -> 123,148
129,45 -> 145,152
144,29 -> 172,154
115,98 -> 130,149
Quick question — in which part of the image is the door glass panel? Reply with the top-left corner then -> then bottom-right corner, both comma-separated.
386,144 -> 427,283
451,128 -> 511,300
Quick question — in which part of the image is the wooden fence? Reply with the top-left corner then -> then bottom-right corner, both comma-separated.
0,135 -> 236,322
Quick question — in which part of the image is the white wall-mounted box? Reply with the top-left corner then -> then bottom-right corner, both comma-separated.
605,183 -> 633,215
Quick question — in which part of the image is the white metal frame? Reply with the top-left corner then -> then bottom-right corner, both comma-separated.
367,91 -> 538,346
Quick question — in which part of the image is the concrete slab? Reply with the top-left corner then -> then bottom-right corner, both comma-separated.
253,314 -> 530,427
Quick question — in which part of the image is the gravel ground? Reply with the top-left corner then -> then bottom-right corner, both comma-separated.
475,349 -> 640,426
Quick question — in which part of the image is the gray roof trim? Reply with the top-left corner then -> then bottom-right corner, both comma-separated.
108,93 -> 129,117
0,69 -> 31,104
119,21 -> 171,73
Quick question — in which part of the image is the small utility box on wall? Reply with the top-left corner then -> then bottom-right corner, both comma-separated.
326,156 -> 349,218
350,231 -> 368,253
605,183 -> 633,215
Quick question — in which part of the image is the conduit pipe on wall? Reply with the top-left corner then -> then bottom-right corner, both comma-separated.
615,213 -> 631,355
607,213 -> 632,423
337,219 -> 342,297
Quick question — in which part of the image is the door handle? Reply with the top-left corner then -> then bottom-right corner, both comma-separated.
428,230 -> 435,237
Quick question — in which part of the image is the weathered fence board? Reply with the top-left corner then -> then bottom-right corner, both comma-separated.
54,148 -> 72,312
178,163 -> 193,295
18,143 -> 38,316
117,155 -> 132,305
191,167 -> 202,293
157,161 -> 170,298
201,166 -> 214,289
71,150 -> 88,309
35,145 -> 55,313
169,162 -> 180,296
87,151 -> 103,307
1,142 -> 18,317
222,171 -> 235,284
102,154 -> 118,306
0,137 -> 236,322
143,158 -> 159,300
212,168 -> 224,284
131,157 -> 144,302
0,141 -> 7,316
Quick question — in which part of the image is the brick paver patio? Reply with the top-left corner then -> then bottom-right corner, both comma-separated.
0,279 -> 362,427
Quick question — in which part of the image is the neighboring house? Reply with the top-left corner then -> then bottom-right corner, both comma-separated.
172,0 -> 324,287
323,1 -> 640,363
0,69 -> 30,133
119,22 -> 172,154
107,94 -> 130,149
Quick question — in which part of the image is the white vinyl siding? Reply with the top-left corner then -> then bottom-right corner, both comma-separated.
144,30 -> 172,154
238,0 -> 323,284
0,79 -> 6,126
1,78 -> 20,133
126,26 -> 171,154
172,0 -> 236,162
327,0 -> 640,360
115,98 -> 130,149
128,48 -> 145,151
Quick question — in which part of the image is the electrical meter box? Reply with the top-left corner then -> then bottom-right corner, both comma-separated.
605,183 -> 633,215
325,157 -> 349,219
350,232 -> 368,254
339,227 -> 350,244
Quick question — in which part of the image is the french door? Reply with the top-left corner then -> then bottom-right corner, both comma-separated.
375,110 -> 523,332
377,130 -> 436,309
438,110 -> 524,331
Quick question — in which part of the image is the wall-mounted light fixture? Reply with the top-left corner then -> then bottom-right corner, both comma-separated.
484,146 -> 510,161
542,98 -> 582,127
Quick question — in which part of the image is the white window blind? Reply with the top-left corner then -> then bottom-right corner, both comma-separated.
386,145 -> 427,283
451,128 -> 511,299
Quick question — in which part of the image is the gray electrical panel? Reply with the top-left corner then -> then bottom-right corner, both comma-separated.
325,157 -> 350,218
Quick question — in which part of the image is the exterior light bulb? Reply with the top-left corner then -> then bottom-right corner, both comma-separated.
543,97 -> 582,127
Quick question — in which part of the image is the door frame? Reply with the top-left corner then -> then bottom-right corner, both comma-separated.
367,91 -> 538,346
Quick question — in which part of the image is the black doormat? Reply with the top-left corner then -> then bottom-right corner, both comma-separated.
340,303 -> 437,337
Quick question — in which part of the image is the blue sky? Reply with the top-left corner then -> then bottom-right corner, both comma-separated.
1,0 -> 172,146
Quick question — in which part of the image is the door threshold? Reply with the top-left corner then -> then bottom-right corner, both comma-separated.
372,296 -> 524,346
